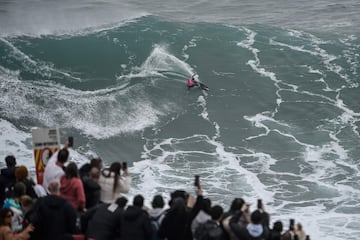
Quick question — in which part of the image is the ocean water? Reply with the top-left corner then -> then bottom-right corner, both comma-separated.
1,1 -> 360,239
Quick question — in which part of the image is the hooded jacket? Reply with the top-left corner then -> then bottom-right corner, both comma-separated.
60,176 -> 86,210
33,195 -> 77,240
122,206 -> 152,240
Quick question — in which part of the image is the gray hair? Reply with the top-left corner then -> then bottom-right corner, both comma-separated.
47,179 -> 60,194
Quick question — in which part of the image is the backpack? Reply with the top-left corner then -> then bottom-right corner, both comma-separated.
194,220 -> 223,240
150,215 -> 161,240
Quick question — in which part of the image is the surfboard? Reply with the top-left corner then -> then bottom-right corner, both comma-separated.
199,83 -> 209,91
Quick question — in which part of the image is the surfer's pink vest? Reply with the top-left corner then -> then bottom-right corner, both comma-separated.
187,77 -> 194,86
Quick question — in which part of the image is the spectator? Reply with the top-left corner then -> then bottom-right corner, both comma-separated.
194,205 -> 226,240
158,196 -> 191,240
229,209 -> 269,240
84,197 -> 128,240
148,194 -> 166,222
221,198 -> 249,240
269,221 -> 283,240
43,148 -> 69,192
98,161 -> 131,203
60,162 -> 86,211
148,195 -> 166,240
0,155 -> 17,203
122,194 -> 152,240
83,167 -> 101,209
15,166 -> 37,199
191,197 -> 212,235
79,158 -> 103,180
0,208 -> 33,240
3,182 -> 26,233
295,223 -> 306,240
246,210 -> 269,239
32,179 -> 77,240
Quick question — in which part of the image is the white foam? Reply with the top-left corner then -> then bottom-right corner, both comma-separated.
0,66 -> 162,139
0,119 -> 33,170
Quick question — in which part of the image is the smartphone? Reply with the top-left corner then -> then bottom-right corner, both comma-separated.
122,162 -> 127,170
68,136 -> 74,148
257,199 -> 262,209
289,219 -> 295,230
194,175 -> 200,188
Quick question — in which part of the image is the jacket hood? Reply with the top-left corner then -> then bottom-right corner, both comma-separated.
148,208 -> 166,219
247,223 -> 263,237
43,195 -> 67,209
124,206 -> 144,221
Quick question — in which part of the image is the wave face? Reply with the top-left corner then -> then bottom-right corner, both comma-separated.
1,15 -> 360,240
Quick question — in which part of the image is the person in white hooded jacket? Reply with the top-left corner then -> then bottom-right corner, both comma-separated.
98,161 -> 131,203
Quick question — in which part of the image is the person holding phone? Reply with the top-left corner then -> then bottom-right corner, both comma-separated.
98,161 -> 132,203
257,199 -> 270,229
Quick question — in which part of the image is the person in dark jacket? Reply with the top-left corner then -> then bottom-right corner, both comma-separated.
83,167 -> 101,209
32,179 -> 77,240
269,221 -> 283,240
79,158 -> 103,180
122,194 -> 152,240
229,210 -> 269,240
158,197 -> 191,240
0,155 -> 17,203
84,196 -> 128,240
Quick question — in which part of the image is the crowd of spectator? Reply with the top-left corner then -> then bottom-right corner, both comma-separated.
0,146 -> 310,240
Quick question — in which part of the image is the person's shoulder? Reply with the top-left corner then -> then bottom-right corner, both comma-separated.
0,225 -> 11,234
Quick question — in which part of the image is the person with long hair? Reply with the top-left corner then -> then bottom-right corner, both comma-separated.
14,166 -> 37,199
98,161 -> 131,203
0,208 -> 33,240
60,162 -> 86,211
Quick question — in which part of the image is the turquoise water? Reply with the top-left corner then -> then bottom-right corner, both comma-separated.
1,1 -> 360,239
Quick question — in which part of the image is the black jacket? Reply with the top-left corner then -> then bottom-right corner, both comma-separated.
86,203 -> 124,240
0,167 -> 16,202
158,197 -> 193,240
122,206 -> 152,240
32,195 -> 77,240
82,176 -> 101,209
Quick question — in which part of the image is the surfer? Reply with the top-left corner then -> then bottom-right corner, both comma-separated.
187,74 -> 209,91
187,74 -> 199,89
